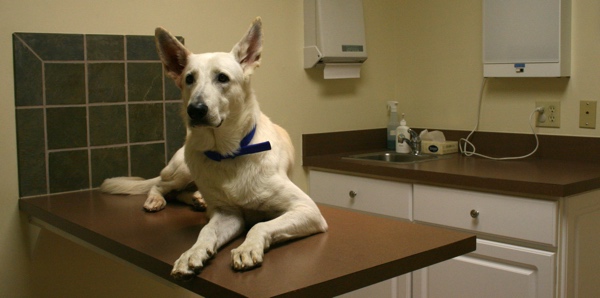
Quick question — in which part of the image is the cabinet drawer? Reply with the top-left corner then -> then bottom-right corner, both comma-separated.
414,185 -> 557,246
309,170 -> 411,220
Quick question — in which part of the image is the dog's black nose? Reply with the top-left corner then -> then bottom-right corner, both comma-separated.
187,102 -> 208,120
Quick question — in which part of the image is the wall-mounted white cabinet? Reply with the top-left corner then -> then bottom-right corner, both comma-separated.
483,0 -> 571,77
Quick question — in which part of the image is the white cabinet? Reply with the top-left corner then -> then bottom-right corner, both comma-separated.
309,170 -> 411,298
308,170 -> 600,297
413,184 -> 556,298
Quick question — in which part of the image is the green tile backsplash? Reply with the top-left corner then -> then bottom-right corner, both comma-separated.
13,32 -> 185,198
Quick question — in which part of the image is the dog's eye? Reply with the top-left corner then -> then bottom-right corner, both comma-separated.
185,74 -> 195,85
217,73 -> 230,83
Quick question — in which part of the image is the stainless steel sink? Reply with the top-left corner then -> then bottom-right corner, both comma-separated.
343,151 -> 440,164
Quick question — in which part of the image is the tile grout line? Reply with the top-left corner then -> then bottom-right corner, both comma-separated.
84,34 -> 94,189
44,60 -> 160,64
15,99 -> 178,110
45,140 -> 164,154
42,60 -> 50,196
161,60 -> 168,164
124,35 -> 132,177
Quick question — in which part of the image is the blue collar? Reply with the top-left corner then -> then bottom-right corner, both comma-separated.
204,125 -> 272,162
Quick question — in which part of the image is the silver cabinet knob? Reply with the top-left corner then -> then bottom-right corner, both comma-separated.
349,190 -> 357,198
470,209 -> 480,219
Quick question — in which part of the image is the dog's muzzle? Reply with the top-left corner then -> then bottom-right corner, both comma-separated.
187,102 -> 212,127
188,102 -> 208,121
186,103 -> 223,128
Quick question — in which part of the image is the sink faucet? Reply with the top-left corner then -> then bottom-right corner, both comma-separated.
398,128 -> 421,155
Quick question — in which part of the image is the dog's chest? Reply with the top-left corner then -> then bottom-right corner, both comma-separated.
188,154 -> 270,205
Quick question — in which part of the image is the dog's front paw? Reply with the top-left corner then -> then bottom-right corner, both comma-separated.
171,245 -> 215,280
143,194 -> 167,212
231,242 -> 264,271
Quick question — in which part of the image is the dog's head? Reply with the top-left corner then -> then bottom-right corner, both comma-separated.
155,18 -> 262,129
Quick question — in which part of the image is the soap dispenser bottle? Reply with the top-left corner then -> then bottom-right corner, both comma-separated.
386,101 -> 399,150
396,114 -> 411,153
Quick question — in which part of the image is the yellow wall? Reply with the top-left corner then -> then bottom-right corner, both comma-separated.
1,0 -> 599,296
397,0 -> 600,136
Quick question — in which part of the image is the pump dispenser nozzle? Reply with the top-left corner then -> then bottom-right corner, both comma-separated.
387,101 -> 398,113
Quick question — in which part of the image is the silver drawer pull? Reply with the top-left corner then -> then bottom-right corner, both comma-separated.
349,190 -> 357,198
470,209 -> 480,219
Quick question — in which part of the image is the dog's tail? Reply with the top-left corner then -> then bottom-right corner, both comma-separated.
99,177 -> 161,195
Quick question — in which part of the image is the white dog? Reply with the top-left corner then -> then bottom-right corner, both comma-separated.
104,17 -> 328,280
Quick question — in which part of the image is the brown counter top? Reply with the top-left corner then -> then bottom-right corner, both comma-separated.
20,191 -> 475,298
303,129 -> 600,199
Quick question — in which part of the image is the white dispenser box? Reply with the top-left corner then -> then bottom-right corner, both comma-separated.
304,0 -> 367,79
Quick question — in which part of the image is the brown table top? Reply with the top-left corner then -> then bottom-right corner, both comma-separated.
20,190 -> 475,297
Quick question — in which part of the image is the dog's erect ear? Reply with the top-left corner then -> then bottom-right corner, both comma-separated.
155,27 -> 190,88
231,17 -> 263,75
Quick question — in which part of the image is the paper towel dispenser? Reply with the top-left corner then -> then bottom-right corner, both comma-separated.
304,0 -> 367,79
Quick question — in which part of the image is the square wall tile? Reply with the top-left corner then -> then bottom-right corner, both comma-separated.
91,147 -> 128,187
129,103 -> 164,142
45,63 -> 86,105
88,63 -> 125,103
130,143 -> 165,178
127,63 -> 163,101
87,35 -> 124,60
46,107 -> 88,150
89,105 -> 127,146
48,150 -> 89,193
127,35 -> 159,60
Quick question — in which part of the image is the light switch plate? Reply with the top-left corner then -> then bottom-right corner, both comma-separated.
579,101 -> 597,129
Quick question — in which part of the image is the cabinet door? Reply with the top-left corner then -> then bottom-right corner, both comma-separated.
309,170 -> 411,220
413,239 -> 555,298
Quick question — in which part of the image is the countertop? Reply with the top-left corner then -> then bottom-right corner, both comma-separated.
303,129 -> 600,199
20,191 -> 475,298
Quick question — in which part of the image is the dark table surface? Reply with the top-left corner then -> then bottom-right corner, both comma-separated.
20,190 -> 475,297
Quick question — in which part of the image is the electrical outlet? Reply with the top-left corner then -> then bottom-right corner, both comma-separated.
579,101 -> 597,129
536,101 -> 560,128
